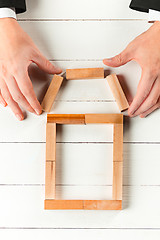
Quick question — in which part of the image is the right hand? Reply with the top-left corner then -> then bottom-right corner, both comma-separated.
0,18 -> 62,121
103,21 -> 160,118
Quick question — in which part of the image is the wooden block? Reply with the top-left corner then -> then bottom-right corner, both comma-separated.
46,123 -> 56,161
44,200 -> 84,210
84,200 -> 122,210
44,200 -> 122,210
47,114 -> 85,124
41,74 -> 64,112
66,68 -> 104,80
106,74 -> 129,112
112,162 -> 123,200
45,161 -> 56,199
85,114 -> 123,124
113,123 -> 123,162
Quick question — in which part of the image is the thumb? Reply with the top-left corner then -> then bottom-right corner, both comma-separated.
32,52 -> 62,74
103,48 -> 131,67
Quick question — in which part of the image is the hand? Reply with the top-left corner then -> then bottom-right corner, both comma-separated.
103,21 -> 160,118
0,18 -> 62,121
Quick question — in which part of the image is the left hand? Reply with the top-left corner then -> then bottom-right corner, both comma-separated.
103,21 -> 160,118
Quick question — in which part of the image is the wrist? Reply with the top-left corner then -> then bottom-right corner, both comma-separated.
149,21 -> 160,36
0,17 -> 17,29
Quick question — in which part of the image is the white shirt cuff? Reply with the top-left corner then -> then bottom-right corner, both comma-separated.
148,9 -> 160,22
0,7 -> 16,20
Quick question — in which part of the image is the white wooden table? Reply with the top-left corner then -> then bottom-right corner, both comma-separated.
0,0 -> 160,239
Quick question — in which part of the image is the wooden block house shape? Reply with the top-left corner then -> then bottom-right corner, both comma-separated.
41,68 -> 129,113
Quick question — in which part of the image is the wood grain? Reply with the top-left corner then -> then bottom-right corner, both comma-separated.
66,68 -> 104,80
45,200 -> 83,210
46,123 -> 56,161
45,161 -> 56,199
106,74 -> 129,112
83,200 -> 122,210
47,114 -> 85,124
45,200 -> 122,210
41,75 -> 64,112
113,123 -> 123,162
112,162 -> 123,200
85,114 -> 123,124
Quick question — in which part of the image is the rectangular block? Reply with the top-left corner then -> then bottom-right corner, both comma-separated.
85,114 -> 123,124
45,161 -> 56,199
47,114 -> 85,124
113,123 -> 123,162
112,162 -> 123,200
66,68 -> 104,80
46,123 -> 56,161
44,200 -> 84,210
44,200 -> 122,210
106,74 -> 129,112
41,74 -> 64,112
84,200 -> 122,210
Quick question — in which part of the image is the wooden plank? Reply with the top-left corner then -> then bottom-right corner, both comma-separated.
113,123 -> 123,162
44,199 -> 122,210
47,114 -> 85,124
45,200 -> 84,210
2,143 -> 160,186
2,229 -> 160,239
1,186 -> 160,227
18,0 -> 147,20
46,123 -> 56,161
41,75 -> 63,112
106,74 -> 129,112
85,114 -> 123,124
112,162 -> 123,200
30,60 -> 140,103
66,68 -> 104,80
84,200 -> 122,210
18,22 -> 149,60
45,161 -> 56,200
0,102 -> 160,143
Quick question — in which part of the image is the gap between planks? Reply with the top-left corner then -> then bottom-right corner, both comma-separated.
17,19 -> 147,22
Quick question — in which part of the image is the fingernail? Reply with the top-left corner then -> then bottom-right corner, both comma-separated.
55,66 -> 62,72
16,114 -> 23,121
35,108 -> 42,115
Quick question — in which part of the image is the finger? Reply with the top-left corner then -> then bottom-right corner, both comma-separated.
128,72 -> 156,116
0,80 -> 24,121
15,72 -> 42,115
0,90 -> 7,107
5,75 -> 35,113
131,77 -> 160,117
103,47 -> 132,67
32,50 -> 62,74
140,99 -> 160,118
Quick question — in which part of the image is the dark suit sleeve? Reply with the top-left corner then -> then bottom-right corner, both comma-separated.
130,0 -> 160,13
0,0 -> 26,14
